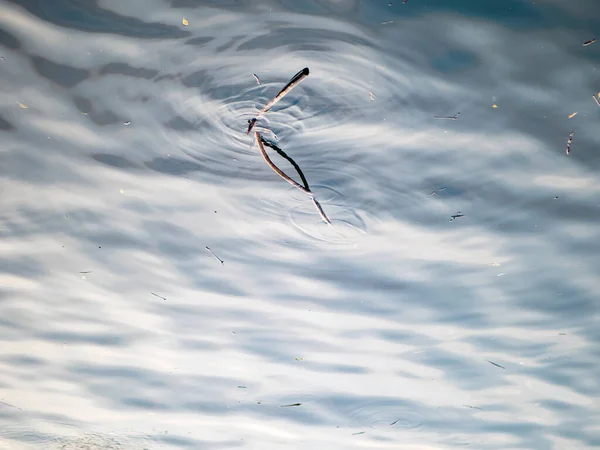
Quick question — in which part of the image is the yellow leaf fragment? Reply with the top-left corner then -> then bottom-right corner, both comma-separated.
18,102 -> 28,109
492,104 -> 498,108
568,112 -> 577,119
182,17 -> 189,26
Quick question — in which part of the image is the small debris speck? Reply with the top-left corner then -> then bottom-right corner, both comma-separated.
123,121 -> 131,126
485,359 -> 506,370
182,17 -> 189,26
566,131 -> 574,155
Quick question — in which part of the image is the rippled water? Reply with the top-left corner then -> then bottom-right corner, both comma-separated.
1,0 -> 600,449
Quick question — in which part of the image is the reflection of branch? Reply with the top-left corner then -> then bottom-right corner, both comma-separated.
255,132 -> 331,224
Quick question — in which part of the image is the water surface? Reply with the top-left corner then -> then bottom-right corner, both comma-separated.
1,0 -> 600,449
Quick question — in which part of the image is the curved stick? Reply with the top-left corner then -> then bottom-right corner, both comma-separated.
255,132 -> 309,194
260,67 -> 309,115
255,131 -> 331,224
260,138 -> 310,191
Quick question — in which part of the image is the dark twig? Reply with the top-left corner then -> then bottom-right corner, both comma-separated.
205,247 -> 224,265
434,112 -> 460,120
260,68 -> 309,115
260,138 -> 310,191
485,359 -> 506,370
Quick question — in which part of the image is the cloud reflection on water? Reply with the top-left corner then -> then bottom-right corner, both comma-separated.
1,0 -> 599,449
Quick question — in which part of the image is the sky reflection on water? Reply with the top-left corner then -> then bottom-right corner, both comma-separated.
1,0 -> 600,449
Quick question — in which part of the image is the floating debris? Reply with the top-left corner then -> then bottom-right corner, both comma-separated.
295,357 -> 303,361
244,68 -> 308,135
0,400 -> 22,410
247,68 -> 332,224
150,292 -> 167,301
568,112 -> 577,119
260,67 -> 309,115
352,431 -> 366,435
182,17 -> 189,26
450,211 -> 464,221
123,121 -> 131,126
593,95 -> 600,107
492,104 -> 498,108
280,403 -> 302,407
79,271 -> 92,274
246,117 -> 257,135
119,189 -> 125,194
255,132 -> 331,224
253,73 -> 260,84
381,20 -> 394,25
434,112 -> 460,120
485,359 -> 506,370
390,419 -> 399,426
430,187 -> 446,196
583,38 -> 596,46
237,386 -> 247,389
205,246 -> 224,265
17,102 -> 28,109
463,405 -> 483,410
566,131 -> 574,155
369,92 -> 376,101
